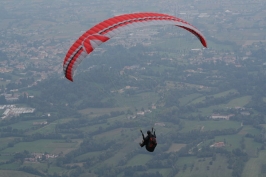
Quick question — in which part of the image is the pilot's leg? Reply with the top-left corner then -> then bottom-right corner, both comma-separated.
139,140 -> 145,147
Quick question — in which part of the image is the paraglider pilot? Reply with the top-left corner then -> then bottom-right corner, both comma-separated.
139,128 -> 157,152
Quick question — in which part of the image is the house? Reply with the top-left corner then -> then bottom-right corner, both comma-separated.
210,114 -> 234,120
210,142 -> 225,148
154,122 -> 165,127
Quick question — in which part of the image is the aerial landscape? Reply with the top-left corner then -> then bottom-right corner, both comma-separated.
0,0 -> 266,177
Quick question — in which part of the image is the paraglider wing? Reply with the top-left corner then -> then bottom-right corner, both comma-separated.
63,12 -> 207,81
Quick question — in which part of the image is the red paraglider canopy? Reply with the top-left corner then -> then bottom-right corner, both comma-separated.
63,12 -> 207,81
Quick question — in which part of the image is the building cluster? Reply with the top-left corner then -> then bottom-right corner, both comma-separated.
127,109 -> 153,120
33,121 -> 48,125
0,39 -> 65,73
0,104 -> 35,119
210,114 -> 235,120
24,153 -> 58,162
3,93 -> 20,102
154,122 -> 165,127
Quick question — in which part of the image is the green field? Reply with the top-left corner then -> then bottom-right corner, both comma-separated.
176,156 -> 197,167
225,96 -> 251,107
2,120 -> 46,131
0,163 -> 21,170
244,138 -> 261,157
0,155 -> 12,163
196,95 -> 252,116
22,162 -> 67,176
144,168 -> 172,177
0,137 -> 15,149
0,170 -> 40,177
175,155 -> 232,177
242,150 -> 266,177
166,143 -> 186,153
115,92 -> 159,110
179,93 -> 203,106
1,139 -> 80,154
190,96 -> 206,104
75,151 -> 104,162
126,154 -> 153,166
78,92 -> 159,117
215,134 -> 243,151
28,123 -> 56,135
198,95 -> 251,109
78,123 -> 110,134
238,125 -> 260,136
212,89 -> 238,98
94,128 -> 125,140
180,120 -> 241,133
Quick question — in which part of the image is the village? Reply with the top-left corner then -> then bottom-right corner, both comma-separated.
0,0 -> 264,86
24,152 -> 58,163
0,104 -> 35,119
